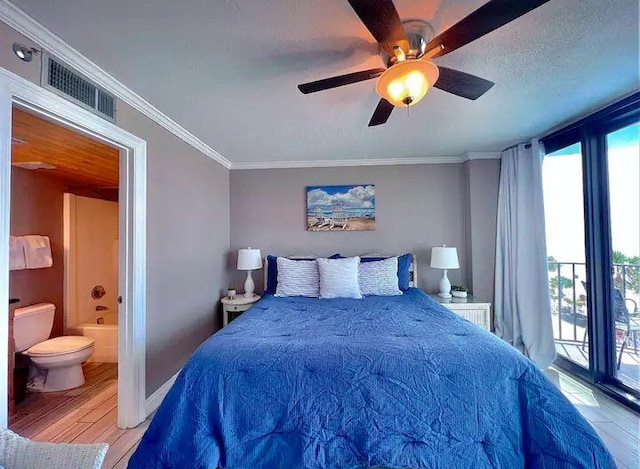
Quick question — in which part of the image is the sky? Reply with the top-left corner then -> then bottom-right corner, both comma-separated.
306,185 -> 375,213
543,123 -> 639,263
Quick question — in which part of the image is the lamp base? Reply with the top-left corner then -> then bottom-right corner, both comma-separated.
437,269 -> 452,299
243,270 -> 255,297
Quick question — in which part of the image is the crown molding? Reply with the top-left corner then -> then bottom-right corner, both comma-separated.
0,0 -> 232,169
230,152 -> 501,170
464,151 -> 502,160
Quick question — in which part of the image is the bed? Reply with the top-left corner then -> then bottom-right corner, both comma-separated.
129,288 -> 614,468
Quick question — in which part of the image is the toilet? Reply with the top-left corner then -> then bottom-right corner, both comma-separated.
13,303 -> 95,392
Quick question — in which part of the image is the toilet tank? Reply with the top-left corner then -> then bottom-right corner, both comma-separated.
13,303 -> 55,352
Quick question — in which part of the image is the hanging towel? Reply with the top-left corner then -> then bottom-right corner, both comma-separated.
9,236 -> 26,271
23,235 -> 53,269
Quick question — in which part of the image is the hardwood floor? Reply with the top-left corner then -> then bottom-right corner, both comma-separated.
7,363 -> 638,468
545,366 -> 640,469
9,362 -> 149,469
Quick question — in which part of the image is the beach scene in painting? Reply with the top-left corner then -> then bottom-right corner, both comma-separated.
307,185 -> 375,231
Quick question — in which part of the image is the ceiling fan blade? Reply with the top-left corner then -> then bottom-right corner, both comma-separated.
434,66 -> 495,100
426,0 -> 551,58
368,98 -> 394,127
298,68 -> 385,94
347,0 -> 409,56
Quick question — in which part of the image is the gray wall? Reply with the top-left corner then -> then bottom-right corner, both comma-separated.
466,159 -> 500,304
230,163 -> 500,297
1,22 -> 230,397
117,103 -> 230,396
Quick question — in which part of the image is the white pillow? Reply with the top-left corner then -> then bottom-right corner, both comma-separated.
359,257 -> 402,296
317,257 -> 362,299
275,257 -> 319,297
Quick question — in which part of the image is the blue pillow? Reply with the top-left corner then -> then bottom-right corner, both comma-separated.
265,254 -> 341,294
360,253 -> 412,291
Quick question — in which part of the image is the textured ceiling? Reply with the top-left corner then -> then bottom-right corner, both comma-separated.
10,0 -> 640,166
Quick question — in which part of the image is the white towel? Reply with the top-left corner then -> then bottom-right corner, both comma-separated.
23,235 -> 53,269
9,236 -> 26,271
25,236 -> 46,249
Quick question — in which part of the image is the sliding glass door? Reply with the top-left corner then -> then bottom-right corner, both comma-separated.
542,93 -> 640,409
606,122 -> 640,391
543,143 -> 590,369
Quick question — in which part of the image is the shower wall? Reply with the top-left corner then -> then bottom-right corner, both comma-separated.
64,194 -> 119,329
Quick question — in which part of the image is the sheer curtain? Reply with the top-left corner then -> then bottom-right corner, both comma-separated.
494,139 -> 556,368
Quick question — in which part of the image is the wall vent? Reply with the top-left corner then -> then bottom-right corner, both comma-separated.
41,53 -> 116,122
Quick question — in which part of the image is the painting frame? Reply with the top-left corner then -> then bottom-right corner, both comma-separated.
306,184 -> 375,232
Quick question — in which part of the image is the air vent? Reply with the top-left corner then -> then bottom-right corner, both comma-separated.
41,53 -> 116,122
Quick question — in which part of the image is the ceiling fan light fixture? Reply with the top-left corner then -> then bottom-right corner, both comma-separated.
375,59 -> 439,107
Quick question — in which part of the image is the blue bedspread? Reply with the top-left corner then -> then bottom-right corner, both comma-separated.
129,289 -> 614,468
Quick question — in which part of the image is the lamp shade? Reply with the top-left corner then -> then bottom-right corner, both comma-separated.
237,248 -> 262,270
375,59 -> 439,107
430,246 -> 459,269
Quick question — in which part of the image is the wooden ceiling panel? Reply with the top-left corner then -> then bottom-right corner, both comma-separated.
11,107 -> 119,187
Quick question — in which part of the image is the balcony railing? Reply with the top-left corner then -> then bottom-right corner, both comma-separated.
548,261 -> 640,343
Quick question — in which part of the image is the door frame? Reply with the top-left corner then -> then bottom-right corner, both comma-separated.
0,66 -> 147,428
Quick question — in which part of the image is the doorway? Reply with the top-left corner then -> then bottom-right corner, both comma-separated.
9,105 -> 121,437
0,67 -> 147,429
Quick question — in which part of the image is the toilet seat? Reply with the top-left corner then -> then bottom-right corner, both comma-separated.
25,336 -> 94,357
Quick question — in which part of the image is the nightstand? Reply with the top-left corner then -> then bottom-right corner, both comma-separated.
221,294 -> 261,327
429,294 -> 492,331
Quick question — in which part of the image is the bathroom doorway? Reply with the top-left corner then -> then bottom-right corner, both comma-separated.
0,70 -> 147,431
8,106 -> 122,437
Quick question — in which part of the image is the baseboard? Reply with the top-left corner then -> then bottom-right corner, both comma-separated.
144,369 -> 181,417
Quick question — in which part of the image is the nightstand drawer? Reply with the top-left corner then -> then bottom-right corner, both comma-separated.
226,303 -> 248,313
451,308 -> 490,330
428,294 -> 492,331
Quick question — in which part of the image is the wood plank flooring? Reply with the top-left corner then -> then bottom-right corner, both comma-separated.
545,367 -> 640,469
8,363 -> 638,468
10,362 -> 149,469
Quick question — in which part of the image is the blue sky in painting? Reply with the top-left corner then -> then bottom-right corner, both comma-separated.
306,185 -> 375,217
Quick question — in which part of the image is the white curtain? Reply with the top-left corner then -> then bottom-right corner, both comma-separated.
494,139 -> 556,368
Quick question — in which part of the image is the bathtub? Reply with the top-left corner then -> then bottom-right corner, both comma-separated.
69,312 -> 118,363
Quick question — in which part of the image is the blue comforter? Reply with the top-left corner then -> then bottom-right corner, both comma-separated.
129,289 -> 614,468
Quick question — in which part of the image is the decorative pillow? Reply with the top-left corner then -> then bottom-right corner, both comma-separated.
317,257 -> 362,299
359,257 -> 403,296
361,253 -> 413,291
275,257 -> 320,297
266,254 -> 341,294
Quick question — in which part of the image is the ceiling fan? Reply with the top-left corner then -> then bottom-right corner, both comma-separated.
298,0 -> 551,126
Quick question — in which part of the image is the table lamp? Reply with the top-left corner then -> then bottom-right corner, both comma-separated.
430,245 -> 459,299
237,247 -> 262,297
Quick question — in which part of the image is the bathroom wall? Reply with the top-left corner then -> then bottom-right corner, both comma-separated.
65,194 -> 119,328
9,168 -> 66,338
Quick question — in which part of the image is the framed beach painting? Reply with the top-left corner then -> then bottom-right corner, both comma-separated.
306,185 -> 375,231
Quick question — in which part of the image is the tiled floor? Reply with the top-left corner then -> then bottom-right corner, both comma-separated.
10,362 -> 149,469
545,366 -> 640,469
8,362 -> 639,467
